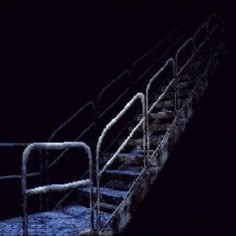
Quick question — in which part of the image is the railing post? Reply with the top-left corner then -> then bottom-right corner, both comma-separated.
39,149 -> 49,211
146,58 -> 176,149
22,142 -> 94,236
144,95 -> 148,167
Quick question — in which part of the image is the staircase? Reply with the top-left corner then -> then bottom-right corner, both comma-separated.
0,14 -> 228,235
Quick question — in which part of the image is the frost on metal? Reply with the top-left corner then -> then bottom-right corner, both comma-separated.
27,179 -> 91,196
96,92 -> 146,230
145,58 -> 176,150
21,142 -> 94,236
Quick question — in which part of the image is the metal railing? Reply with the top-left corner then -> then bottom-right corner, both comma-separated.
97,70 -> 130,121
95,93 -> 146,229
21,142 -> 94,236
94,15 -> 220,232
0,12 -> 221,235
145,58 -> 176,150
131,48 -> 154,85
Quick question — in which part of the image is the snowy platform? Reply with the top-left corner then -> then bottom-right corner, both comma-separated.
0,205 -> 111,236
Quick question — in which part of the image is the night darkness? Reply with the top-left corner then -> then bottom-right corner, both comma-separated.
0,1 -> 236,235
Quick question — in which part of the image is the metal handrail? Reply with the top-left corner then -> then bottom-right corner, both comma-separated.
194,23 -> 208,51
145,58 -> 176,150
21,142 -> 94,236
48,101 -> 96,142
0,102 -> 96,181
175,37 -> 195,76
153,24 -> 185,63
131,48 -> 154,84
97,70 -> 130,120
95,93 -> 146,230
0,143 -> 39,181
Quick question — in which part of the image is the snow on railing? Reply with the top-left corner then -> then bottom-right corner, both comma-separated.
97,70 -> 130,120
145,58 -> 176,150
95,93 -> 146,230
145,14 -> 220,159
21,142 -> 94,236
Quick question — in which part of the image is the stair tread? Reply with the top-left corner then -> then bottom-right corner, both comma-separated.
105,169 -> 141,176
120,135 -> 163,144
136,111 -> 175,121
105,180 -> 131,191
80,187 -> 128,199
97,202 -> 117,210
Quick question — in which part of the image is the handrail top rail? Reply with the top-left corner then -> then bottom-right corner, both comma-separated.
146,58 -> 175,96
96,92 -> 145,164
22,142 -> 92,164
175,37 -> 194,61
22,141 -> 94,235
0,143 -> 30,147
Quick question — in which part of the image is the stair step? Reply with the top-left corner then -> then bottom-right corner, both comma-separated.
105,180 -> 131,191
105,169 -> 141,177
129,122 -> 170,134
154,98 -> 189,110
119,165 -> 143,173
95,202 -> 117,214
79,187 -> 128,205
162,80 -> 196,92
136,111 -> 175,122
119,135 -> 163,147
101,151 -> 145,167
104,168 -> 141,182
162,89 -> 192,101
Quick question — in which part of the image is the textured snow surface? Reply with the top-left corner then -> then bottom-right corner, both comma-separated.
0,205 -> 111,236
80,187 -> 128,199
105,169 -> 141,176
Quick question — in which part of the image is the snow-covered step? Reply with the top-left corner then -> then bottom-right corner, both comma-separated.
104,169 -> 141,183
105,169 -> 141,177
95,202 -> 118,214
119,135 -> 164,147
162,80 -> 196,93
129,122 -> 170,134
154,97 -> 189,111
105,180 -> 132,191
79,187 -> 128,206
0,205 -> 110,236
101,152 -> 145,167
136,110 -> 175,122
162,89 -> 192,101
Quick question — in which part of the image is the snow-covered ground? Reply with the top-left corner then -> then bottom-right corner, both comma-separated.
0,205 -> 111,236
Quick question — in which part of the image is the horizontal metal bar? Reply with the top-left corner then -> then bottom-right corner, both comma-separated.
0,143 -> 29,147
26,179 -> 91,196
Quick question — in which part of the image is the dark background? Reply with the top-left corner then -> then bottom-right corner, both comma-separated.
0,0 -> 217,142
0,0 -> 235,235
